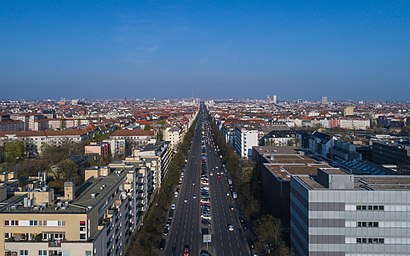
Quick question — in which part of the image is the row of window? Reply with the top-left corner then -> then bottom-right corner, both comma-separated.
357,221 -> 379,228
4,220 -> 65,226
19,250 -> 90,256
357,238 -> 384,244
356,205 -> 384,211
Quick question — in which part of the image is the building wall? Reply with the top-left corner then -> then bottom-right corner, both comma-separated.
291,177 -> 410,256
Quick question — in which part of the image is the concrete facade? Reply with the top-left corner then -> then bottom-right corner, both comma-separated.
291,169 -> 410,256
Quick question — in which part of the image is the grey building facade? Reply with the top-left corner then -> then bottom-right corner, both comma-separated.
291,168 -> 410,256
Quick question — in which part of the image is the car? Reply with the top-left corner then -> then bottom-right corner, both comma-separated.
201,219 -> 211,226
210,172 -> 213,176
193,194 -> 197,199
166,217 -> 172,224
174,191 -> 179,197
226,192 -> 230,196
171,203 -> 176,210
247,240 -> 255,250
229,205 -> 234,210
227,224 -> 234,231
183,245 -> 190,256
250,250 -> 258,256
159,238 -> 166,250
192,181 -> 195,185
163,226 -> 169,235
184,199 -> 188,203
200,250 -> 212,256
239,217 -> 245,224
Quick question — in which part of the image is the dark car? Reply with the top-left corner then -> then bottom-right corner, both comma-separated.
200,250 -> 212,256
201,219 -> 211,226
248,239 -> 255,250
159,238 -> 165,250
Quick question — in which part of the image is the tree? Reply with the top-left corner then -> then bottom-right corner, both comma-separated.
401,126 -> 410,135
5,141 -> 24,163
254,215 -> 283,249
144,124 -> 152,131
0,146 -> 5,163
48,159 -> 81,193
41,145 -> 69,164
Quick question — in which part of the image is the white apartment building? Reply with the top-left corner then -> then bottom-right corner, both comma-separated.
234,127 -> 259,159
164,126 -> 181,150
339,118 -> 370,130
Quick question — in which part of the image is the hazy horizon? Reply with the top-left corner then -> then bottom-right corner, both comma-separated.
1,1 -> 409,100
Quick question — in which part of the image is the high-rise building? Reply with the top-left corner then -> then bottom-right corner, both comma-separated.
321,96 -> 329,105
273,95 -> 277,104
291,168 -> 410,256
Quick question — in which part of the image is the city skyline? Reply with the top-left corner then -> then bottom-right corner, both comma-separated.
1,1 -> 409,100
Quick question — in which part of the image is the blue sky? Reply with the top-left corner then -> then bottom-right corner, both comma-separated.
0,0 -> 409,100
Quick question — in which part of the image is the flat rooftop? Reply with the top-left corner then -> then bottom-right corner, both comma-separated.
295,174 -> 410,191
0,168 -> 128,214
253,146 -> 300,155
265,163 -> 330,181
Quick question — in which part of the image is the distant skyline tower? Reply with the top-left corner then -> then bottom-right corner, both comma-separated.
273,95 -> 277,104
321,96 -> 328,105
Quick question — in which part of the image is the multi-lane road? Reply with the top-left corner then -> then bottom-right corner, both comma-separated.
161,104 -> 249,256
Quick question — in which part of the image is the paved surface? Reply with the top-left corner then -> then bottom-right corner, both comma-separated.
162,104 -> 249,256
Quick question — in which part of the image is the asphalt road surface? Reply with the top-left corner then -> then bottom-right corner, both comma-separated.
162,104 -> 249,256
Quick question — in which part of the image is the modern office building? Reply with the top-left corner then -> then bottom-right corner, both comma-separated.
291,168 -> 410,256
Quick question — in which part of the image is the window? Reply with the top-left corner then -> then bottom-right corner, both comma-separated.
4,220 -> 9,226
19,250 -> 28,256
85,251 -> 92,256
80,234 -> 86,240
58,221 -> 65,226
39,250 -> 47,256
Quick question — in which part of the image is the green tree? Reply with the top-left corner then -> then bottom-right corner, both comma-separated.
5,141 -> 24,163
144,124 -> 152,131
0,146 -> 5,163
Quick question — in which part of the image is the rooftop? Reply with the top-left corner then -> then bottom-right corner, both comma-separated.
265,163 -> 330,181
295,174 -> 410,191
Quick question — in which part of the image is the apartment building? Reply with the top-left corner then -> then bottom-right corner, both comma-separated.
107,130 -> 156,158
163,126 -> 181,150
0,129 -> 91,157
372,140 -> 410,174
291,168 -> 410,256
0,121 -> 25,132
0,164 -> 144,256
339,118 -> 370,130
136,141 -> 172,189
234,126 -> 258,159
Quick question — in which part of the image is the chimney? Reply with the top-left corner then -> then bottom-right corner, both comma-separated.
64,181 -> 75,201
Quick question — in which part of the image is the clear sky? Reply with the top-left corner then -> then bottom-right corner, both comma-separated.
0,0 -> 409,101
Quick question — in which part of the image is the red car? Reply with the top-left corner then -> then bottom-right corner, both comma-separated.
183,245 -> 190,256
